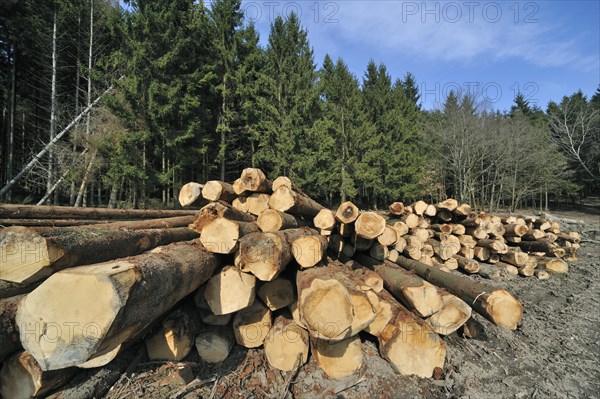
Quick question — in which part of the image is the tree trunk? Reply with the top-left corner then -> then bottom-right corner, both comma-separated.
257,209 -> 306,232
145,305 -> 198,362
232,300 -> 272,348
392,255 -> 523,330
425,292 -> 472,336
16,241 -> 220,370
269,186 -> 324,218
0,204 -> 197,219
199,218 -> 259,254
74,150 -> 97,207
190,201 -> 256,234
291,234 -> 328,268
313,209 -> 336,231
354,211 -> 386,239
311,336 -> 362,378
195,326 -> 234,363
0,226 -> 198,285
46,9 -> 58,204
232,168 -> 272,195
5,45 -> 16,202
257,278 -> 295,311
86,215 -> 195,230
201,180 -> 235,202
178,182 -> 207,208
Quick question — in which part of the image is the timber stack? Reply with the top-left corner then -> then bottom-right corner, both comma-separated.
0,168 -> 581,397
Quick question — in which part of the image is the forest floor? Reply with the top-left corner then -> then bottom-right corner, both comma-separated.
103,208 -> 600,399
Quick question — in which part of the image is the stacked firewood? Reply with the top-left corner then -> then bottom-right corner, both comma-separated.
0,168 -> 579,398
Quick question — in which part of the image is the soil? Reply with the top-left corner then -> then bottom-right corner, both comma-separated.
101,209 -> 600,399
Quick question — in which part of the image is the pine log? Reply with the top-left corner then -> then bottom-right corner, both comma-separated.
232,300 -> 273,348
419,255 -> 434,265
458,234 -> 477,248
518,262 -> 536,277
388,202 -> 405,216
422,244 -> 435,258
311,336 -> 362,378
258,278 -> 295,311
194,286 -> 232,325
410,227 -> 430,243
376,289 -> 446,378
237,228 -> 317,280
269,187 -> 324,218
80,215 -> 195,230
257,209 -> 304,232
522,229 -> 546,241
466,227 -> 487,239
0,280 -> 38,299
392,256 -> 523,330
145,306 -> 198,361
461,317 -> 485,339
348,265 -> 384,293
16,241 -> 219,370
431,224 -> 453,234
473,246 -> 490,261
200,218 -> 259,254
389,220 -> 409,236
201,180 -> 235,202
232,168 -> 272,195
461,215 -> 482,227
0,351 -> 75,398
403,235 -> 423,260
264,315 -> 309,372
459,246 -> 475,259
535,256 -> 568,273
246,193 -> 271,216
292,234 -> 328,268
195,326 -> 234,363
426,292 -> 472,336
362,290 -> 393,336
179,182 -> 207,208
232,196 -> 250,213
424,204 -> 437,217
377,226 -> 398,246
0,204 -> 197,220
494,261 -> 519,275
190,201 -> 255,233
313,209 -> 336,231
272,176 -> 300,192
454,203 -> 471,216
0,226 -> 197,284
504,223 -> 529,237
0,218 -> 119,227
477,262 -> 512,280
449,223 -> 466,235
393,236 -> 407,253
336,201 -> 360,223
353,254 -> 442,317
0,294 -> 23,362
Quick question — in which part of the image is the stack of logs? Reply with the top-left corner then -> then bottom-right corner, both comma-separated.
0,168 -> 580,398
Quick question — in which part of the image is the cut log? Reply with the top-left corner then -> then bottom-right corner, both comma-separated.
195,326 -> 234,363
0,218 -> 113,227
336,201 -> 360,223
403,235 -> 423,260
535,257 -> 568,273
504,223 -> 529,237
393,236 -> 407,253
353,254 -> 442,318
232,196 -> 250,213
204,266 -> 256,315
459,246 -> 475,259
377,226 -> 399,246
461,317 -> 485,339
311,336 -> 362,378
449,223 -> 466,235
466,227 -> 487,239
232,168 -> 272,195
424,204 -> 437,217
190,201 -> 255,234
392,255 -> 523,330
454,255 -> 479,274
522,229 -> 546,241
0,294 -> 23,362
362,290 -> 393,336
477,239 -> 508,254
16,241 -> 219,370
517,240 -> 565,257
87,215 -> 196,230
0,204 -> 198,220
461,216 -> 482,227
477,262 -> 512,280
410,227 -> 430,243
179,182 -> 207,208
473,246 -> 490,261
431,224 -> 453,234
495,261 -> 519,275
454,203 -> 471,216
201,180 -> 235,202
258,278 -> 295,310
338,222 -> 354,237
518,262 -> 536,277
389,220 -> 409,236
426,292 -> 472,336
0,226 -> 198,284
437,198 -> 458,211
264,315 -> 309,372
292,234 -> 328,268
246,193 -> 271,216
272,176 -> 300,192
354,212 -> 386,239
237,228 -> 317,280
313,209 -> 336,231
257,209 -> 304,232
535,270 -> 550,280
388,202 -> 405,216
377,289 -> 446,378
458,235 -> 477,248
0,351 -> 75,398
402,213 -> 420,229
413,200 -> 428,216
269,186 -> 324,218
436,208 -> 452,222
145,306 -> 198,361
349,266 -> 384,293
500,249 -> 529,267
369,243 -> 389,261
232,300 -> 273,348
200,218 -> 259,254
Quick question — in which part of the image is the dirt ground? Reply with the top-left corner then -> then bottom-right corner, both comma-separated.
103,209 -> 600,399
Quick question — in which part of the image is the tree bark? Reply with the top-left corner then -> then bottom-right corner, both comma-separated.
269,186 -> 324,218
16,241 -> 220,370
178,182 -> 207,208
0,226 -> 198,284
190,201 -> 255,233
0,294 -> 23,362
201,180 -> 235,202
0,204 -> 197,219
232,168 -> 272,195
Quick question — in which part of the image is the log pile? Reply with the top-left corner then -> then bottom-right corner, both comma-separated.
0,168 -> 582,397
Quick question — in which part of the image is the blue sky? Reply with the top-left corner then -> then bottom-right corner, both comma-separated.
241,0 -> 600,111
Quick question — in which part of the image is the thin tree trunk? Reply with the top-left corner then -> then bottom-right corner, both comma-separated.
107,182 -> 118,208
6,46 -> 16,202
47,9 -> 58,204
74,150 -> 97,207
